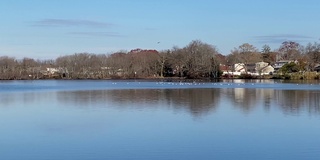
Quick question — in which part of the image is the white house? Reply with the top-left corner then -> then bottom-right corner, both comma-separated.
222,62 -> 274,76
234,63 -> 246,72
255,62 -> 274,75
234,62 -> 274,75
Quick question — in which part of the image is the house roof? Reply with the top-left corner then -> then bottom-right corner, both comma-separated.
219,65 -> 231,71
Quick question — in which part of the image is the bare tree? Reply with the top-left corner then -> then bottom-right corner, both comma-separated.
305,42 -> 320,71
18,57 -> 39,79
261,44 -> 271,53
277,41 -> 301,61
168,46 -> 188,77
183,40 -> 220,78
127,49 -> 160,78
95,54 -> 109,79
230,43 -> 261,73
0,56 -> 17,79
261,45 -> 277,65
157,50 -> 171,78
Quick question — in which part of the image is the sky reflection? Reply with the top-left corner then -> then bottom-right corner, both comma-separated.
1,81 -> 320,160
2,87 -> 319,117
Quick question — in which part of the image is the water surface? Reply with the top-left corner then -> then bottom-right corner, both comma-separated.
0,80 -> 320,160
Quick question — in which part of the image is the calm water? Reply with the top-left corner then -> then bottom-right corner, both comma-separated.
0,80 -> 320,160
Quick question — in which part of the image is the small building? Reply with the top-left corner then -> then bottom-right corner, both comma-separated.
246,63 -> 256,73
273,60 -> 291,72
255,62 -> 274,75
220,63 -> 245,76
234,63 -> 246,73
220,64 -> 232,73
46,68 -> 60,74
314,65 -> 320,72
221,62 -> 274,77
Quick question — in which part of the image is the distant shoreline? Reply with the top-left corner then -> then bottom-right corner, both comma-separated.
1,76 -> 319,82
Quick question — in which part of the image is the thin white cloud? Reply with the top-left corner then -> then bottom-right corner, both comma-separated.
33,19 -> 113,28
254,34 -> 314,44
68,32 -> 124,37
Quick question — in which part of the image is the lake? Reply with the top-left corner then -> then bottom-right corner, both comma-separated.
0,79 -> 320,160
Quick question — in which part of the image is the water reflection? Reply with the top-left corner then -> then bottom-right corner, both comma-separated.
222,88 -> 260,112
56,89 -> 221,117
274,90 -> 320,115
0,92 -> 56,107
229,88 -> 275,113
54,88 -> 320,116
224,88 -> 320,115
1,88 -> 320,116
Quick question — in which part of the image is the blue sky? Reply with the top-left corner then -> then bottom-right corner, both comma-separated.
1,0 -> 320,59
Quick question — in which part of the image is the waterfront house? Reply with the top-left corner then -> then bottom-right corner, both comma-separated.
255,62 -> 274,75
273,60 -> 291,72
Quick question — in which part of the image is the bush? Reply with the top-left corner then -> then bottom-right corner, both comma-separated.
239,73 -> 254,79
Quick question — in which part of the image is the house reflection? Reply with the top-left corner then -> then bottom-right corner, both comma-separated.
0,92 -> 56,107
274,90 -> 320,115
1,87 -> 318,117
55,88 -> 320,116
56,89 -> 220,117
222,88 -> 259,113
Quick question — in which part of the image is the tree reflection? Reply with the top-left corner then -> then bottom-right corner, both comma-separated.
274,90 -> 320,115
0,93 -> 17,107
0,92 -> 55,107
1,87 -> 319,117
162,89 -> 220,117
222,88 -> 320,115
56,89 -> 220,117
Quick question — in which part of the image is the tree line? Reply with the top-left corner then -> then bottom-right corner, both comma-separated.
0,40 -> 320,80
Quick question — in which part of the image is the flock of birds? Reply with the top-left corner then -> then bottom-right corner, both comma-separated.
109,81 -> 319,88
155,82 -> 250,86
109,81 -> 260,87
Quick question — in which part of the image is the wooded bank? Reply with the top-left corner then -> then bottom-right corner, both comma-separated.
1,40 -> 320,80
